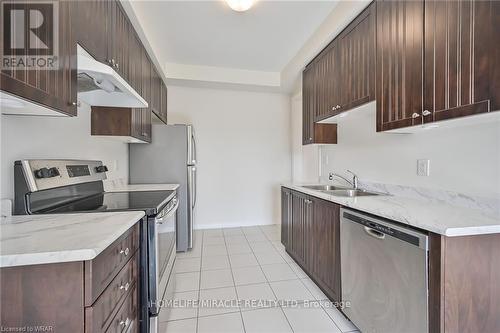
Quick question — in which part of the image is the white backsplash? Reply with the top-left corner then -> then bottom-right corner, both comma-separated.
355,180 -> 500,219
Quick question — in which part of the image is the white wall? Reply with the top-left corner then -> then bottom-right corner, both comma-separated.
1,104 -> 129,201
167,85 -> 291,228
309,102 -> 500,198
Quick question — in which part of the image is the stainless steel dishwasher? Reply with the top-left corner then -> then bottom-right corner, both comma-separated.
340,208 -> 428,333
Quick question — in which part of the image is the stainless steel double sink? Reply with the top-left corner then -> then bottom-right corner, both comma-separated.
301,185 -> 381,197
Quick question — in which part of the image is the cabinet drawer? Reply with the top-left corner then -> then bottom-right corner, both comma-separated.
85,252 -> 138,333
106,283 -> 138,333
85,223 -> 140,306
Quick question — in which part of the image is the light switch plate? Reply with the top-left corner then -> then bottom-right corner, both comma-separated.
417,159 -> 430,176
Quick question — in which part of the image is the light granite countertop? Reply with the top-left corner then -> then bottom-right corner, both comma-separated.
283,184 -> 500,237
0,211 -> 145,268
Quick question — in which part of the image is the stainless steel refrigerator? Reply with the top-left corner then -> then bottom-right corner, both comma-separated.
129,124 -> 196,251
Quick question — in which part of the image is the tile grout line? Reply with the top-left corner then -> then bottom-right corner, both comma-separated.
195,231 -> 204,333
222,228 -> 247,333
258,225 -> 296,333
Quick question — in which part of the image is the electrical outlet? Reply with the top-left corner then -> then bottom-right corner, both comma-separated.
417,159 -> 430,176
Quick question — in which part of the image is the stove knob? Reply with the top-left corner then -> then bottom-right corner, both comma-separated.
48,167 -> 60,177
34,167 -> 60,179
95,165 -> 108,173
34,168 -> 49,179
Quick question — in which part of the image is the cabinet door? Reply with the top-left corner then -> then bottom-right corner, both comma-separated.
339,2 -> 376,112
423,0 -> 500,123
310,197 -> 341,302
281,188 -> 292,250
141,109 -> 152,143
315,41 -> 341,121
128,32 -> 143,94
150,68 -> 162,121
141,49 -> 151,106
289,192 -> 311,269
302,66 -> 315,145
72,0 -> 108,64
376,0 -> 424,132
108,1 -> 130,81
159,80 -> 168,124
1,0 -> 77,116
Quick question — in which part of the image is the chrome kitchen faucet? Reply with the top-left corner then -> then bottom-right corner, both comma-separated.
329,170 -> 359,189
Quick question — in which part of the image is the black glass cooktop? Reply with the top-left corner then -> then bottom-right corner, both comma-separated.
35,190 -> 175,216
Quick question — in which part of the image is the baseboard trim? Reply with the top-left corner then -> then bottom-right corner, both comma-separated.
194,222 -> 280,230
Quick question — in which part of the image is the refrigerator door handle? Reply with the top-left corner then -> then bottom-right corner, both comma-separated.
192,133 -> 197,165
193,167 -> 197,208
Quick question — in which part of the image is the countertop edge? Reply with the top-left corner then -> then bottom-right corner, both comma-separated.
282,184 -> 500,237
0,211 -> 145,268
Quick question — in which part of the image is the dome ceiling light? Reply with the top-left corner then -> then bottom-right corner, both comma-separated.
225,0 -> 255,12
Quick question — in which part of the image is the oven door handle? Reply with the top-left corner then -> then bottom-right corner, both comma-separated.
156,199 -> 179,224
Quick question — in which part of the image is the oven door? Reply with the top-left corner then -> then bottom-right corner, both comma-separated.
149,196 -> 178,317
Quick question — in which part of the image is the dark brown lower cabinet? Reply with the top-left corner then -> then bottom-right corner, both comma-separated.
281,188 -> 292,249
288,191 -> 311,270
282,188 -> 341,302
309,197 -> 341,302
0,223 -> 140,333
428,232 -> 500,333
282,187 -> 500,332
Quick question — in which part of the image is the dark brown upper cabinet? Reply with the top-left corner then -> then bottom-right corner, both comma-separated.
72,0 -> 109,64
423,0 -> 500,123
302,64 -> 338,145
1,0 -> 77,116
314,41 -> 341,122
159,80 -> 168,124
128,32 -> 143,94
339,2 -> 376,113
302,65 -> 315,144
150,68 -> 165,123
376,0 -> 425,132
91,106 -> 151,143
107,1 -> 130,81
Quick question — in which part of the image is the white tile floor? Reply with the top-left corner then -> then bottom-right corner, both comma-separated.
159,224 -> 359,333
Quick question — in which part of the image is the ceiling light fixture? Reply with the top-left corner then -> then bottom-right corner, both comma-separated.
225,0 -> 255,12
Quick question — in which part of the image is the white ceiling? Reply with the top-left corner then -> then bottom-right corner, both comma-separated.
129,0 -> 338,73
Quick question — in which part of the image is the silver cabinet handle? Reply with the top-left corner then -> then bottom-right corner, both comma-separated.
70,101 -> 81,107
119,318 -> 131,328
331,106 -> 336,111
336,105 -> 340,109
119,282 -> 130,292
305,199 -> 312,204
412,113 -> 420,119
422,110 -> 432,116
120,247 -> 130,256
115,62 -> 119,70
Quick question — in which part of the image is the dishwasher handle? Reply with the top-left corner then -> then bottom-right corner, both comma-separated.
364,226 -> 385,240
342,210 -> 428,250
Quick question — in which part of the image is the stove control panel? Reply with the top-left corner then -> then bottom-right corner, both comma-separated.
17,159 -> 107,192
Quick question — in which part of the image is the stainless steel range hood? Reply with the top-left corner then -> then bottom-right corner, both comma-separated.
77,45 -> 148,108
